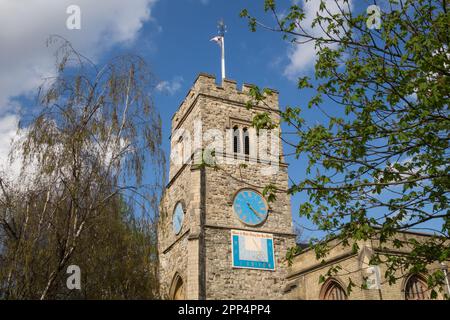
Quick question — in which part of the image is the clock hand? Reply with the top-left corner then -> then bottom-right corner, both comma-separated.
246,202 -> 265,219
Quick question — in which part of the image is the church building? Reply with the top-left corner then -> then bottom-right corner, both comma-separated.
157,73 -> 450,300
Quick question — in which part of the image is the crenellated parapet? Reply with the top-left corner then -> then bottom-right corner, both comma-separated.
171,73 -> 279,133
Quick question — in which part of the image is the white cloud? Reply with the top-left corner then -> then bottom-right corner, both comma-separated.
0,0 -> 158,176
156,76 -> 184,95
0,114 -> 21,180
284,0 -> 353,79
0,0 -> 158,113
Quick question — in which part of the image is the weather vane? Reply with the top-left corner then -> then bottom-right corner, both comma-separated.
218,19 -> 226,37
210,19 -> 227,81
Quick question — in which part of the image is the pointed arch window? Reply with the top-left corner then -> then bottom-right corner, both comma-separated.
320,279 -> 348,300
243,128 -> 250,156
177,135 -> 184,164
170,273 -> 185,300
405,275 -> 429,300
233,126 -> 240,154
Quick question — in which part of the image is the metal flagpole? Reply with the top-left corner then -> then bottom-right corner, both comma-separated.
210,19 -> 227,82
221,35 -> 226,80
217,19 -> 226,81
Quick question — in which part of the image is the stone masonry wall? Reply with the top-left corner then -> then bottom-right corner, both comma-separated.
158,164 -> 192,298
204,228 -> 293,299
192,74 -> 296,299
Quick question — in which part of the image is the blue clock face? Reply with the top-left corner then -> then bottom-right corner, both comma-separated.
173,202 -> 184,235
233,189 -> 268,226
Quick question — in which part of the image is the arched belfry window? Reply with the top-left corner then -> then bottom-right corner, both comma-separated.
320,279 -> 348,300
405,275 -> 429,300
233,126 -> 240,154
243,128 -> 250,156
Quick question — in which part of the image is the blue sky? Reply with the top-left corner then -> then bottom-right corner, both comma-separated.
0,0 -> 442,241
137,0 -> 321,240
0,0 -> 323,240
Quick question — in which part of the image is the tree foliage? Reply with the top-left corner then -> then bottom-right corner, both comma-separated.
242,0 -> 449,296
0,37 -> 165,299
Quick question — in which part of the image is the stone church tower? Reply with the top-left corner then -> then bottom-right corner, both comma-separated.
158,73 -> 296,299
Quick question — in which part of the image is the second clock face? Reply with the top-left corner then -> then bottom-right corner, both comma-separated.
173,202 -> 184,235
233,189 -> 268,226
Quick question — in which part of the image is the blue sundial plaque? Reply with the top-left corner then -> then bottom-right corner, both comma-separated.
231,230 -> 275,271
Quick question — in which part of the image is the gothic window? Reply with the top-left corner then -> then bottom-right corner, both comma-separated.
233,126 -> 240,154
170,273 -> 185,300
320,279 -> 348,300
243,128 -> 250,156
405,275 -> 429,300
177,135 -> 184,164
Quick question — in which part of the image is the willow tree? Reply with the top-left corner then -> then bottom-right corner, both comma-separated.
0,36 -> 165,299
242,0 -> 449,297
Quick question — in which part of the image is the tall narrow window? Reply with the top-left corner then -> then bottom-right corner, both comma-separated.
243,128 -> 250,156
405,275 -> 429,300
178,136 -> 184,164
233,126 -> 240,154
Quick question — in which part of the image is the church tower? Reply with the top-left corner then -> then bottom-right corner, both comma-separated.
158,73 -> 296,299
